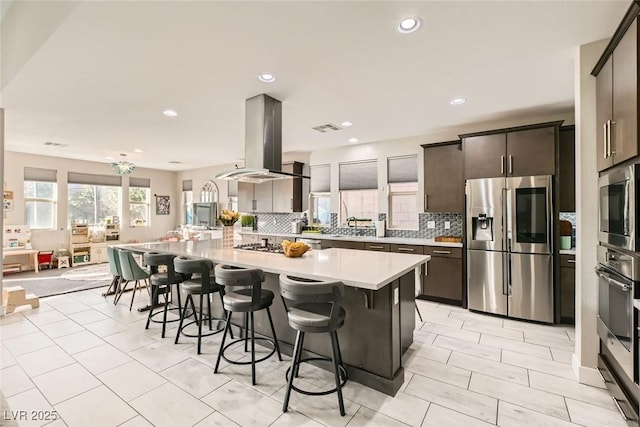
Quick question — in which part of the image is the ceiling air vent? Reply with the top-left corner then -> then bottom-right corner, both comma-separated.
43,141 -> 69,147
312,123 -> 342,133
168,161 -> 182,164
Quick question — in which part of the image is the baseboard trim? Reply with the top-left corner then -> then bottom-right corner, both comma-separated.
573,353 -> 606,389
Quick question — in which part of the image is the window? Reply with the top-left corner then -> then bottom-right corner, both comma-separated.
24,167 -> 57,229
388,155 -> 418,229
309,164 -> 331,225
68,172 -> 121,226
129,177 -> 150,227
339,160 -> 378,224
182,179 -> 193,225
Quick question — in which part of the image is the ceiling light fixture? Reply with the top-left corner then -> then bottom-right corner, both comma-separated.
163,109 -> 178,117
348,137 -> 359,143
397,17 -> 422,34
133,148 -> 143,153
341,121 -> 353,127
258,73 -> 275,83
111,153 -> 136,175
450,98 -> 467,105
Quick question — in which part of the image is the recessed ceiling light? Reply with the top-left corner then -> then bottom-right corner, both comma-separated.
163,109 -> 178,117
348,137 -> 359,143
133,148 -> 143,153
450,98 -> 467,105
341,121 -> 353,127
397,17 -> 422,34
106,156 -> 114,160
258,73 -> 275,83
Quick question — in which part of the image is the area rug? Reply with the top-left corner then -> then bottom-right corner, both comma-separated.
60,263 -> 111,281
3,264 -> 112,298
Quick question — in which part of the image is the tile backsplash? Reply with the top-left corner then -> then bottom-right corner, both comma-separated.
253,211 -> 463,239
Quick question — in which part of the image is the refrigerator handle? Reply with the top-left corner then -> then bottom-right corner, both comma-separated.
505,188 -> 512,251
503,252 -> 510,296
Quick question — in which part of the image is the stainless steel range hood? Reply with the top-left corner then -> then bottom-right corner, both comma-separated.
215,94 -> 309,184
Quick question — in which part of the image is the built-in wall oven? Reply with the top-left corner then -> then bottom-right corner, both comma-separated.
599,163 -> 639,252
596,244 -> 639,424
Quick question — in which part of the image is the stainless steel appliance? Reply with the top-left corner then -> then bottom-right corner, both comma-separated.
598,163 -> 639,252
596,244 -> 639,424
466,175 -> 554,323
234,242 -> 284,254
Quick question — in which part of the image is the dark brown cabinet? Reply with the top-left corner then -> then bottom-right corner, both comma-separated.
560,254 -> 576,324
421,247 -> 463,304
462,123 -> 558,180
595,16 -> 638,172
321,239 -> 365,250
364,242 -> 390,251
422,141 -> 464,212
558,126 -> 576,212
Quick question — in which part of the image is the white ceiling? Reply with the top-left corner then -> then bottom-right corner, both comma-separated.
0,1 -> 629,171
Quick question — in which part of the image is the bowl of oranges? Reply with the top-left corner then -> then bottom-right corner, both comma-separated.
281,240 -> 310,258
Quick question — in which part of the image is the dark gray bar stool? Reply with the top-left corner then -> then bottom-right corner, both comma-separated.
173,256 -> 227,354
214,264 -> 282,385
143,252 -> 188,338
279,275 -> 348,416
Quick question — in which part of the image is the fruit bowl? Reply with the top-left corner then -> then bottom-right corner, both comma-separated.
281,240 -> 310,258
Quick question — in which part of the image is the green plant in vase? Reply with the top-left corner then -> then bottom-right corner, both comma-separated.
241,215 -> 254,228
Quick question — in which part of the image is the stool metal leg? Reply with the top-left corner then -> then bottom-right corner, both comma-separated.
293,332 -> 305,378
175,294 -> 192,344
283,330 -> 303,413
266,307 -> 282,361
415,302 -> 423,322
197,293 -> 204,354
244,313 -> 249,352
161,286 -> 170,338
129,280 -> 139,311
145,285 -> 160,330
250,311 -> 256,385
215,310 -> 233,373
330,331 -> 346,416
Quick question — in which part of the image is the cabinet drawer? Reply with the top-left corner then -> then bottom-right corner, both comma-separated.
365,243 -> 390,252
322,240 -> 365,250
389,244 -> 424,254
424,246 -> 462,259
560,255 -> 576,268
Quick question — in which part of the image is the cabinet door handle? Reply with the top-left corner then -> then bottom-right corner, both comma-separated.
609,120 -> 616,156
567,259 -> 576,264
369,245 -> 384,249
424,194 -> 428,210
290,198 -> 293,210
508,155 -> 513,174
433,250 -> 451,254
603,122 -> 608,159
398,247 -> 415,252
501,155 -> 505,174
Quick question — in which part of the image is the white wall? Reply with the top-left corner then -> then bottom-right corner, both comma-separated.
573,38 -> 608,387
4,151 -> 178,256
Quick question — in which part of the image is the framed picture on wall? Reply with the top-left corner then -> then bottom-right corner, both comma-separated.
3,191 -> 13,211
155,195 -> 170,215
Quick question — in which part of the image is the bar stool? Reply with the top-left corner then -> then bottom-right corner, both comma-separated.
116,250 -> 151,310
104,247 -> 123,298
214,264 -> 282,385
279,275 -> 348,416
173,256 -> 226,354
143,252 -> 188,338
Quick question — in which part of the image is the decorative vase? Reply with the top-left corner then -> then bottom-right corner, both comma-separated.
222,225 -> 235,248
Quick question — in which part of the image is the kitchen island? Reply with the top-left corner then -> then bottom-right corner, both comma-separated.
119,239 -> 429,395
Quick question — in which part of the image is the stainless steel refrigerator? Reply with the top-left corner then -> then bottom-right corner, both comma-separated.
466,175 -> 554,323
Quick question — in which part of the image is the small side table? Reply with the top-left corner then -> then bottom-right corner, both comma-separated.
57,256 -> 70,269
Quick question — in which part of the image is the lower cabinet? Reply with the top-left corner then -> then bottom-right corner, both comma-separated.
560,254 -> 576,324
421,247 -> 463,305
321,239 -> 365,250
90,243 -> 108,264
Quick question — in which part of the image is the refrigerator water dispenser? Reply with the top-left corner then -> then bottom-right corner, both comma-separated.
472,213 -> 494,241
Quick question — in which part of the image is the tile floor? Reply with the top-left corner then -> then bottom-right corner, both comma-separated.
0,286 -> 627,427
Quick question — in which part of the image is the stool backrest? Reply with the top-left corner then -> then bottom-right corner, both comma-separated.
144,252 -> 180,281
279,275 -> 345,327
107,247 -> 121,276
118,250 -> 149,281
174,256 -> 215,292
214,264 -> 264,304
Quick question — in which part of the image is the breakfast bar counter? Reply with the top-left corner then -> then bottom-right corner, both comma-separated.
120,240 -> 429,395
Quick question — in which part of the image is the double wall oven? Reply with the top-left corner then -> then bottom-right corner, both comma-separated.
597,162 -> 640,425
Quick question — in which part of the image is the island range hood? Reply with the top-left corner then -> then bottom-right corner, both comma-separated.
215,94 -> 309,184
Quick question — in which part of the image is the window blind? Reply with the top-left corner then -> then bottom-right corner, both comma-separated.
339,160 -> 378,190
129,177 -> 150,188
388,155 -> 418,183
182,179 -> 193,191
310,164 -> 331,193
24,167 -> 57,182
67,172 -> 122,187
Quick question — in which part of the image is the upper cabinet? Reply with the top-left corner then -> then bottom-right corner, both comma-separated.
558,126 -> 576,212
594,16 -> 638,172
422,141 -> 464,212
461,122 -> 559,180
238,161 -> 305,213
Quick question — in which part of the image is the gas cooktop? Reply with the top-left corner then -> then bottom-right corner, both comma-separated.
233,243 -> 284,254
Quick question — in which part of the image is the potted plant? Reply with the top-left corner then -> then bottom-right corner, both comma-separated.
241,215 -> 254,232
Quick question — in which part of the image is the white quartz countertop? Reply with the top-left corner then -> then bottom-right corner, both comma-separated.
120,240 -> 429,291
559,249 -> 576,255
239,231 -> 463,248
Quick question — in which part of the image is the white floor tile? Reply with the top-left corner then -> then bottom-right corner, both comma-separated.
83,318 -> 129,337
419,311 -> 465,329
128,341 -> 190,372
268,410 -> 322,427
41,295 -> 77,308
468,372 -> 569,421
405,342 -> 451,363
52,302 -> 90,316
22,310 -> 68,327
130,382 -> 214,427
0,312 -> 26,325
479,334 -> 552,360
0,344 -> 17,369
72,343 -> 132,375
160,358 -> 231,398
502,319 -> 573,339
0,319 -> 39,339
403,352 -> 470,388
347,406 -> 407,426
68,291 -> 110,306
32,363 -> 101,405
524,330 -> 575,351
551,347 -> 575,365
98,360 -> 167,401
565,397 -> 627,427
422,403 -> 496,426
118,415 -> 154,427
54,330 -> 104,354
432,335 -> 501,361
528,370 -> 617,411
420,323 -> 481,343
15,346 -> 75,377
449,310 -> 505,327
3,331 -> 55,356
37,319 -> 84,339
404,374 -> 497,424
502,349 -> 576,380
497,401 -> 575,427
104,329 -> 156,353
462,321 -> 524,342
5,388 -> 56,427
0,365 -> 35,397
54,385 -> 137,427
447,351 -> 529,385
194,411 -> 241,426
66,309 -> 110,325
